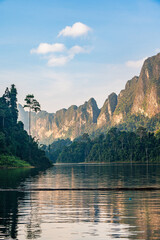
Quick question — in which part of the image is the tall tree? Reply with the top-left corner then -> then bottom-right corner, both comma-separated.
9,84 -> 18,124
0,97 -> 7,129
24,94 -> 41,136
3,87 -> 10,106
1,85 -> 18,128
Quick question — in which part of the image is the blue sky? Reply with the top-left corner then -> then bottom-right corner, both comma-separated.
0,0 -> 160,112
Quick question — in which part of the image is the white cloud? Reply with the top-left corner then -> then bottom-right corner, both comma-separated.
46,45 -> 90,67
69,45 -> 87,55
58,22 -> 91,38
47,55 -> 74,67
126,57 -> 147,68
30,44 -> 89,67
31,43 -> 66,54
30,22 -> 92,67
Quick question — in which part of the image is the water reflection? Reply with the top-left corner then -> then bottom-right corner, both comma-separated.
0,168 -> 43,239
0,191 -> 19,239
0,164 -> 160,239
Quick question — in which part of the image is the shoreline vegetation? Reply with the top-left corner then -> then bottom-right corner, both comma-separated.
0,85 -> 52,169
0,155 -> 32,168
44,127 -> 160,164
1,84 -> 160,168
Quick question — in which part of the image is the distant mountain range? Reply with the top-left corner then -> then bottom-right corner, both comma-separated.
18,53 -> 160,144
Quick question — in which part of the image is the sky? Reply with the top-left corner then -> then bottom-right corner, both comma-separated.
0,0 -> 160,112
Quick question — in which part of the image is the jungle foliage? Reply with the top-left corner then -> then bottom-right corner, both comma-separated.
0,85 -> 51,168
47,128 -> 160,164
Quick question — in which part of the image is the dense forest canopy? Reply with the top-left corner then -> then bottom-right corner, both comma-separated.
0,84 -> 51,168
46,128 -> 160,164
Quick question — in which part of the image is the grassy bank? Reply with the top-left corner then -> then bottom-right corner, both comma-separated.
0,155 -> 32,168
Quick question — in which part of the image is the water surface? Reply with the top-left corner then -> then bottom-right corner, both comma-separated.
0,164 -> 160,239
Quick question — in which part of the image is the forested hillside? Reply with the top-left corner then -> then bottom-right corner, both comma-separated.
46,128 -> 160,163
0,85 -> 51,168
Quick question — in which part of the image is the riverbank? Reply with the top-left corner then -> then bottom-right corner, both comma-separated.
0,155 -> 32,168
55,161 -> 160,165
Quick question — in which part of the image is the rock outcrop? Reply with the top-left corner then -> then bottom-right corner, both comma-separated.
131,54 -> 160,117
18,98 -> 100,144
112,53 -> 160,122
18,53 -> 160,144
97,93 -> 117,127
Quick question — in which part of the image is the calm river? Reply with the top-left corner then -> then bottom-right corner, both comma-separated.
0,164 -> 160,240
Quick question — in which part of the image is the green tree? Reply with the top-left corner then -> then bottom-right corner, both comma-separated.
1,85 -> 18,127
0,85 -> 51,168
9,84 -> 18,124
3,87 -> 10,106
136,126 -> 147,140
0,99 -> 7,128
24,94 -> 41,135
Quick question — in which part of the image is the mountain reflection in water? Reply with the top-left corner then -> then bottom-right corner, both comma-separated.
0,164 -> 160,240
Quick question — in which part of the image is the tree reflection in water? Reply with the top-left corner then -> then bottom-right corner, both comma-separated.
0,164 -> 160,239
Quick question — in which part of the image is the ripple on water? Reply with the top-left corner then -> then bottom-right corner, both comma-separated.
0,164 -> 160,239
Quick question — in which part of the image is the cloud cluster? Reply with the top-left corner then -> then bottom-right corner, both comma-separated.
31,43 -> 65,54
31,22 -> 91,67
58,22 -> 91,38
31,44 -> 89,67
48,55 -> 74,67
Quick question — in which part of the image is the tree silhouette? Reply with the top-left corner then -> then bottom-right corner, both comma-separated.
24,94 -> 41,136
10,84 -> 18,124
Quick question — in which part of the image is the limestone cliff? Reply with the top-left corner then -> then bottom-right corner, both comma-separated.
18,53 -> 160,144
131,53 -> 160,117
112,53 -> 160,123
18,98 -> 100,144
112,76 -> 139,124
97,93 -> 117,127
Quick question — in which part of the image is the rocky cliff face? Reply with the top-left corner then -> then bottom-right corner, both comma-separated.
18,98 -> 100,144
131,54 -> 160,117
97,93 -> 117,127
112,76 -> 139,124
112,53 -> 160,123
18,53 -> 160,144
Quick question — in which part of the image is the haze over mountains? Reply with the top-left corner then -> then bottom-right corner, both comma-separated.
18,53 -> 160,144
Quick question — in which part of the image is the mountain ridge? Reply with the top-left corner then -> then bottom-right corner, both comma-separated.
18,52 -> 160,144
